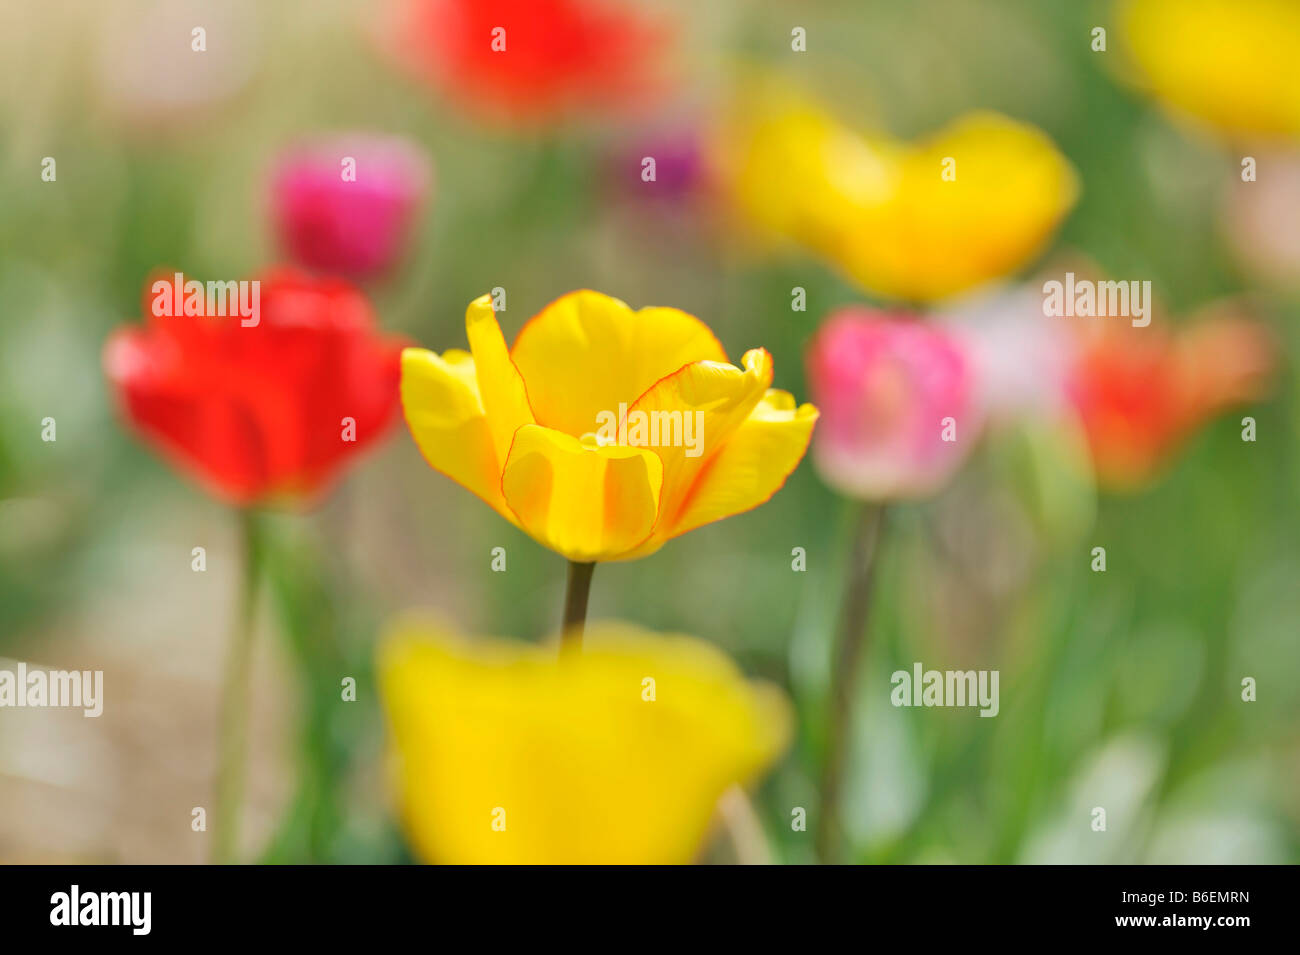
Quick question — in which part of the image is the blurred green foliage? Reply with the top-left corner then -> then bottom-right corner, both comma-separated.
1,0 -> 1296,863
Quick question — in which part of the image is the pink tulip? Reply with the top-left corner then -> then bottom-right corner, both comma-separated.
806,309 -> 979,500
270,135 -> 432,280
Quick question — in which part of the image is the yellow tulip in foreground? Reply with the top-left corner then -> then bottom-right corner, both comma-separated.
378,619 -> 792,864
1117,0 -> 1300,141
401,290 -> 818,563
719,85 -> 1078,302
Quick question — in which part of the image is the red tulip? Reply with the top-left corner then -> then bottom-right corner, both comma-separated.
382,0 -> 669,123
1066,311 -> 1274,491
104,268 -> 406,506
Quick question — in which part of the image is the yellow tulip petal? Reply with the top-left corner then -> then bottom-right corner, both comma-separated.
465,294 -> 535,464
720,84 -> 1077,302
400,347 -> 517,523
378,618 -> 792,865
669,390 -> 819,539
1118,0 -> 1300,140
510,290 -> 728,438
626,348 -> 774,548
840,112 -> 1078,301
720,84 -> 900,253
501,423 -> 664,561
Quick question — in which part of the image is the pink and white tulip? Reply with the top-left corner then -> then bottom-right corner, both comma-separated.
806,309 -> 980,500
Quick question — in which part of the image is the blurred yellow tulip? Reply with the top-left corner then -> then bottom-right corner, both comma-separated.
1117,0 -> 1300,141
378,618 -> 792,864
718,87 -> 1078,302
400,290 -> 818,562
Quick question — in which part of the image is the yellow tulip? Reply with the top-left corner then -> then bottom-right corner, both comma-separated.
377,618 -> 792,864
1117,0 -> 1300,140
401,290 -> 818,562
719,86 -> 1078,302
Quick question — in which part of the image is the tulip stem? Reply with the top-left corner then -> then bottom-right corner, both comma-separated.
817,501 -> 887,864
214,508 -> 262,864
560,560 -> 596,656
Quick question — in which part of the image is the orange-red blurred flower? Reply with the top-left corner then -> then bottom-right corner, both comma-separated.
104,269 -> 406,506
1066,309 -> 1274,491
382,0 -> 669,123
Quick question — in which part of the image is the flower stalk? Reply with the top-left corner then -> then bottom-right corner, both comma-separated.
560,560 -> 596,656
817,502 -> 887,863
213,508 -> 262,864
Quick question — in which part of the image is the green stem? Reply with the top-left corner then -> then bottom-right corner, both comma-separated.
257,523 -> 352,864
817,502 -> 887,864
560,561 -> 596,656
213,508 -> 261,864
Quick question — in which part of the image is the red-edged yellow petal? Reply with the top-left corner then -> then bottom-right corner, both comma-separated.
510,290 -> 728,438
465,294 -> 535,464
628,349 -> 774,546
668,390 -> 818,539
400,347 -> 517,524
501,424 -> 664,561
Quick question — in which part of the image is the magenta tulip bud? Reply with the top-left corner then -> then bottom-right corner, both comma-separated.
270,134 -> 432,280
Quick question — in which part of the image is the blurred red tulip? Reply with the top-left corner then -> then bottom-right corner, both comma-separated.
270,134 -> 432,280
383,0 -> 669,123
1066,310 -> 1275,491
104,269 -> 406,506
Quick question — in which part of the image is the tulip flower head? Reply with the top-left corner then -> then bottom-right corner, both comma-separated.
382,0 -> 669,124
96,0 -> 258,128
1117,0 -> 1300,141
378,618 -> 791,864
1222,150 -> 1300,288
400,290 -> 818,562
611,124 -> 707,203
1066,309 -> 1274,491
105,269 -> 406,506
719,87 -> 1078,302
270,135 -> 431,280
806,309 -> 979,500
